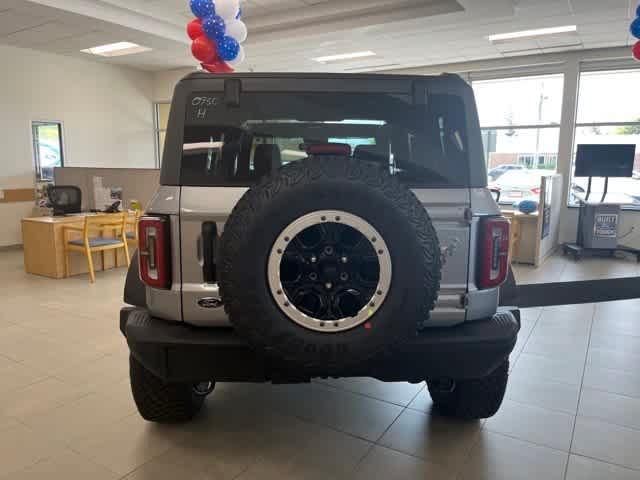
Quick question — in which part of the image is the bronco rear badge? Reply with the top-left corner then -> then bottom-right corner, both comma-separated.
198,297 -> 224,309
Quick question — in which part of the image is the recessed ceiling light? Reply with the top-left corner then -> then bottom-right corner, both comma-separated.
488,25 -> 577,43
81,42 -> 152,57
312,51 -> 376,63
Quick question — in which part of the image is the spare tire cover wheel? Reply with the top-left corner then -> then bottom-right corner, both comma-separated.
219,157 -> 441,370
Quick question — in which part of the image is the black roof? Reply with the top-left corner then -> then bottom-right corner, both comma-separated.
182,71 -> 455,83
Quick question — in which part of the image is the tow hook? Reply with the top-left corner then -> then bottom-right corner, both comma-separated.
192,381 -> 215,396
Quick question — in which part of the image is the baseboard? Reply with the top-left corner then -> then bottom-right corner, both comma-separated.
0,244 -> 23,252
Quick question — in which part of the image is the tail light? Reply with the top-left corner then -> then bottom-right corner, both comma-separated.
478,216 -> 510,289
138,215 -> 171,289
531,187 -> 541,195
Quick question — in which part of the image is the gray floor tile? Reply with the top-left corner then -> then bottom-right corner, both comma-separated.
572,417 -> 640,470
565,455 -> 640,480
0,423 -> 66,477
459,431 -> 568,480
506,374 -> 581,413
0,377 -> 88,420
378,408 -> 481,468
587,347 -> 640,373
523,331 -> 589,360
5,448 -> 120,480
511,352 -> 585,386
264,383 -> 403,441
68,414 -> 188,476
484,400 -> 574,451
353,445 -> 454,480
407,387 -> 434,413
583,365 -> 640,399
314,377 -> 424,406
590,332 -> 640,356
592,315 -> 640,338
22,391 -> 136,445
579,387 -> 640,431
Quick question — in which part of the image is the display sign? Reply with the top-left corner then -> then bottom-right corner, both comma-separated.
594,214 -> 618,238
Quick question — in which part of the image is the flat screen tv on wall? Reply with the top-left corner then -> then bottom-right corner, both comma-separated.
574,144 -> 636,178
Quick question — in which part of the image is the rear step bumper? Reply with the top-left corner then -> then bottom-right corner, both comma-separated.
120,307 -> 520,383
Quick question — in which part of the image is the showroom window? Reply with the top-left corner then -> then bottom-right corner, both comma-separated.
31,121 -> 64,182
154,102 -> 170,167
570,69 -> 640,208
473,74 -> 564,182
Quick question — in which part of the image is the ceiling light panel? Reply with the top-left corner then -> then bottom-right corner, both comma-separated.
81,41 -> 151,57
312,51 -> 376,63
488,25 -> 577,44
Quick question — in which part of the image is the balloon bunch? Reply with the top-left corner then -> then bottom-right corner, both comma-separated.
188,0 -> 247,73
632,4 -> 640,61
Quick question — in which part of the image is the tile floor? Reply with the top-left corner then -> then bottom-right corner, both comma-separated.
1,248 -> 640,479
512,252 -> 640,284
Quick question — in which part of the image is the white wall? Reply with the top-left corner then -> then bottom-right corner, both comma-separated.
153,67 -> 195,101
0,44 -> 155,246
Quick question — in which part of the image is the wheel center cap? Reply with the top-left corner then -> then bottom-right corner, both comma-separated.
320,262 -> 339,282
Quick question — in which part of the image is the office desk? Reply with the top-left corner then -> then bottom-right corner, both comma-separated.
502,210 -> 540,265
22,215 -> 130,279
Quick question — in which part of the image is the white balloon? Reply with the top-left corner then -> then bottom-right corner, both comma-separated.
216,0 -> 240,21
227,45 -> 245,67
225,19 -> 247,43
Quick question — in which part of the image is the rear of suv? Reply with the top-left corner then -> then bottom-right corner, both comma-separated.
121,72 -> 519,423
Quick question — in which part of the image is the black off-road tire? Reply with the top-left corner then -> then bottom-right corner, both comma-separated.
427,361 -> 509,420
129,355 -> 207,423
219,156 -> 441,372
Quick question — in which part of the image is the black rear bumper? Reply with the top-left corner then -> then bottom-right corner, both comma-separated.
121,307 -> 520,383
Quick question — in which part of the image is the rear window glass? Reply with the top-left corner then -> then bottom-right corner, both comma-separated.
180,91 -> 469,187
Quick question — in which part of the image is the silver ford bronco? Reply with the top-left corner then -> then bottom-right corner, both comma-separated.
121,72 -> 519,423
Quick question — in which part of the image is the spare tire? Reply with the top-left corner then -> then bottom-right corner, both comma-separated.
219,156 -> 441,371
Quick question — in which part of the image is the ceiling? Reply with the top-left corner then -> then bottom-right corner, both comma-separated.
0,0 -> 636,72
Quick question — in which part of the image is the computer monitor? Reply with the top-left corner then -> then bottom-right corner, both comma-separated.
574,144 -> 636,178
47,185 -> 82,216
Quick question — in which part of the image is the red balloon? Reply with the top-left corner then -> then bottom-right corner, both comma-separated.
633,41 -> 640,61
187,18 -> 204,40
201,60 -> 234,74
191,36 -> 218,64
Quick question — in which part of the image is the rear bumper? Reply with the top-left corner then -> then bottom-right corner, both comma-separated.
121,307 -> 520,383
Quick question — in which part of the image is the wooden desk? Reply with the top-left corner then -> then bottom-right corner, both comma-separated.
22,215 -> 131,279
503,211 -> 540,266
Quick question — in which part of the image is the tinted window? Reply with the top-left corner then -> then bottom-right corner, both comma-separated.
180,91 -> 469,187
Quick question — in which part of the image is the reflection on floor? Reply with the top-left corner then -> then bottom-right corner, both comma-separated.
1,248 -> 640,479
513,251 -> 640,284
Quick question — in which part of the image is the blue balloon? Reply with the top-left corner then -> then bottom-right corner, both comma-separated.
190,0 -> 215,19
632,17 -> 640,39
218,35 -> 240,61
517,200 -> 538,214
203,15 -> 226,42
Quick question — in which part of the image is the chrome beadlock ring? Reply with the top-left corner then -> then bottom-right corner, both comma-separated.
267,210 -> 392,333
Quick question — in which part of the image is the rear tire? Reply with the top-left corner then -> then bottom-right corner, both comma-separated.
129,355 -> 209,423
427,361 -> 508,420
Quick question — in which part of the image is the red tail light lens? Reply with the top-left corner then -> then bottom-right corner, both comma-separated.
138,215 -> 171,289
478,216 -> 510,289
531,187 -> 541,195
